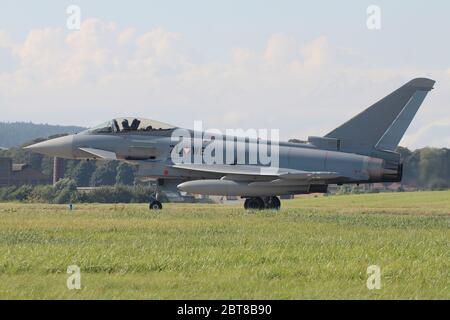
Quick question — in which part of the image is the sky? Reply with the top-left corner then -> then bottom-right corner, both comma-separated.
0,0 -> 449,149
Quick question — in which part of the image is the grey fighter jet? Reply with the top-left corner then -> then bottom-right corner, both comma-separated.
25,78 -> 435,210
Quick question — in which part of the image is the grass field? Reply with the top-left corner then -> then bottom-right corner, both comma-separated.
0,191 -> 449,299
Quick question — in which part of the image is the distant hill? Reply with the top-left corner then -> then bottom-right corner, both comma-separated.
0,122 -> 86,148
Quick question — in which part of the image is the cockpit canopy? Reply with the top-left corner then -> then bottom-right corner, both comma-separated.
83,118 -> 176,134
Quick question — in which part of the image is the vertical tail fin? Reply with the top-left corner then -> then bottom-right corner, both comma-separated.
325,78 -> 435,154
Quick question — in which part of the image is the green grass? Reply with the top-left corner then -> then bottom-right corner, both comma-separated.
0,191 -> 449,299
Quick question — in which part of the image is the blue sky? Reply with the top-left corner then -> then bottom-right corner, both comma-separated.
0,0 -> 449,148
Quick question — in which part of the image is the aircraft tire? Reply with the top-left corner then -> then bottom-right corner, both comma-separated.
270,196 -> 281,210
149,200 -> 163,210
263,196 -> 281,210
244,197 -> 265,210
244,199 -> 250,209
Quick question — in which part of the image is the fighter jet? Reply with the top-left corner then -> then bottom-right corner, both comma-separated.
25,78 -> 435,210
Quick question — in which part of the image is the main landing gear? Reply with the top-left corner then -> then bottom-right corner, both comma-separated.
244,196 -> 281,210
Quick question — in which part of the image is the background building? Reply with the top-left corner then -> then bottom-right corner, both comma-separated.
0,157 -> 51,186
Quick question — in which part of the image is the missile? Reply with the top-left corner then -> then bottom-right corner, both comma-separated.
178,180 -> 244,196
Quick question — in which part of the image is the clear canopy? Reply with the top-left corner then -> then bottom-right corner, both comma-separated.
83,118 -> 175,134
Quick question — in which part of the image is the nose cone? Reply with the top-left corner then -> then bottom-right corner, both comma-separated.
24,135 -> 74,158
177,181 -> 191,193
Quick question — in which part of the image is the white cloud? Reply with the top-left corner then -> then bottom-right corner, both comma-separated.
232,47 -> 256,65
402,118 -> 450,148
117,27 -> 136,46
263,33 -> 299,64
0,18 -> 448,149
0,30 -> 14,49
299,36 -> 329,69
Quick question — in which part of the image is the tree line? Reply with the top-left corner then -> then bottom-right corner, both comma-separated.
0,122 -> 85,149
0,179 -> 155,204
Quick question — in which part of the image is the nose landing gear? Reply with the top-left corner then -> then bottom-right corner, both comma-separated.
149,200 -> 163,210
149,192 -> 163,210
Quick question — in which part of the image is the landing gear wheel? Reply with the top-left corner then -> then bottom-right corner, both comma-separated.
244,197 -> 265,210
244,199 -> 250,209
265,196 -> 281,210
149,200 -> 163,210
